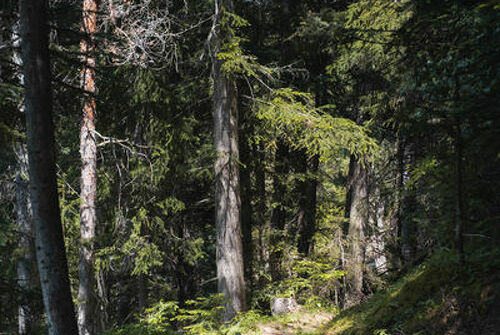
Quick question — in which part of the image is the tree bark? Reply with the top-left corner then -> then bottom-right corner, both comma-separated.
239,120 -> 254,291
15,143 -> 36,335
344,156 -> 368,307
297,153 -> 318,256
78,0 -> 98,334
212,0 -> 246,320
367,185 -> 387,274
254,145 -> 269,277
270,142 -> 288,282
20,0 -> 78,333
393,136 -> 405,266
12,21 -> 38,335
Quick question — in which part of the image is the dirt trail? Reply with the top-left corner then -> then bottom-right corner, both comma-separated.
258,311 -> 334,335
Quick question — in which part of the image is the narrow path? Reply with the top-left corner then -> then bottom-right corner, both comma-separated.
258,311 -> 334,335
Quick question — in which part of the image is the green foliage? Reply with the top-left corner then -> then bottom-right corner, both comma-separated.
255,88 -> 377,160
105,294 -> 225,335
216,9 -> 276,83
217,38 -> 274,80
140,300 -> 180,331
254,256 -> 346,310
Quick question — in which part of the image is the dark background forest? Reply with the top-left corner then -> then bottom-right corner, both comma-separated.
0,0 -> 499,334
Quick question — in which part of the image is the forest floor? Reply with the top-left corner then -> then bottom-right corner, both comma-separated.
250,249 -> 500,335
257,310 -> 335,335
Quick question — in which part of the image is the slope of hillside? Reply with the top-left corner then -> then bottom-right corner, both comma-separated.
319,249 -> 500,335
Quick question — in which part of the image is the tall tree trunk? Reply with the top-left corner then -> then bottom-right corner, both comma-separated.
393,136 -> 405,266
96,269 -> 109,331
269,142 -> 288,281
367,185 -> 387,274
12,22 -> 38,335
239,120 -> 254,291
344,156 -> 369,307
296,81 -> 323,256
15,143 -> 36,335
297,154 -> 318,256
78,0 -> 98,334
212,0 -> 246,320
20,0 -> 78,333
254,145 -> 269,277
137,274 -> 146,311
454,118 -> 465,265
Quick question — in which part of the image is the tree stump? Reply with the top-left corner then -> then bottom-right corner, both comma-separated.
271,297 -> 300,315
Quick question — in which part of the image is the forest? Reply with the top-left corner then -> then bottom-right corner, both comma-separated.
0,0 -> 499,334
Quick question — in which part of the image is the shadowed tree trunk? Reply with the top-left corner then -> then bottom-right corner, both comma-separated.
211,0 -> 246,320
270,142 -> 288,282
344,156 -> 369,307
78,0 -> 98,334
297,153 -> 318,256
20,0 -> 78,333
254,144 -> 269,277
239,117 -> 254,291
12,22 -> 38,335
392,136 -> 404,267
454,117 -> 465,265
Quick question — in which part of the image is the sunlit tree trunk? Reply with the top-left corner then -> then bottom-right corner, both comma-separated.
20,0 -> 78,333
78,0 -> 98,334
212,0 -> 246,320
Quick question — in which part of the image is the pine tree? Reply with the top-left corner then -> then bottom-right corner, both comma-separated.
78,0 -> 99,333
211,0 -> 246,320
20,0 -> 78,333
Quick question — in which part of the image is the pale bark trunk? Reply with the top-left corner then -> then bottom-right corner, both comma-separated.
367,187 -> 387,274
344,157 -> 368,307
15,144 -> 36,335
212,0 -> 246,320
20,0 -> 78,333
12,22 -> 37,335
78,0 -> 98,334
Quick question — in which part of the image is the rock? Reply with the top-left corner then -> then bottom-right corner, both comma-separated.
271,297 -> 300,315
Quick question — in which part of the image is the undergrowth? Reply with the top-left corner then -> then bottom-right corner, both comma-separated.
322,247 -> 500,335
105,247 -> 500,335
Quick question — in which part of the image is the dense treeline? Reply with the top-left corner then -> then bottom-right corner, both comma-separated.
0,0 -> 499,334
